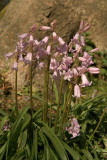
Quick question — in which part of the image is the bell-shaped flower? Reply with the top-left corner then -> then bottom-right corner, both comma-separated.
50,58 -> 57,70
89,48 -> 99,52
6,53 -> 14,59
29,35 -> 34,45
51,20 -> 57,28
73,33 -> 79,43
58,37 -> 65,45
31,24 -> 36,32
40,26 -> 51,31
53,70 -> 58,78
63,69 -> 73,81
79,20 -> 84,31
25,52 -> 32,63
73,84 -> 81,98
80,74 -> 92,87
38,62 -> 44,69
18,33 -> 28,40
40,36 -> 49,45
62,56 -> 73,66
88,67 -> 100,74
12,62 -> 18,71
18,54 -> 24,62
72,68 -> 78,78
66,118 -> 80,138
46,45 -> 51,55
80,36 -> 85,46
83,24 -> 91,32
75,44 -> 82,53
52,32 -> 58,41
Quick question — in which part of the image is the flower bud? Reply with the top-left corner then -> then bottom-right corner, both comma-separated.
80,20 -> 84,31
18,33 -> 28,40
6,53 -> 14,59
12,62 -> 18,71
31,24 -> 36,32
89,48 -> 99,52
40,26 -> 51,31
88,67 -> 100,74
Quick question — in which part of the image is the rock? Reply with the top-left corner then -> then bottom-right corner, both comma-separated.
0,0 -> 107,89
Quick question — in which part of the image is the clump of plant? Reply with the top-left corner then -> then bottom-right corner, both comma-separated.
0,20 -> 106,160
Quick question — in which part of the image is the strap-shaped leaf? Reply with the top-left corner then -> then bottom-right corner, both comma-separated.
81,149 -> 94,160
61,140 -> 80,160
41,125 -> 68,160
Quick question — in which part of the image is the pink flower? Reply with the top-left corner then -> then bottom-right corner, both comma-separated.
66,118 -> 80,138
72,68 -> 78,77
53,70 -> 58,77
18,33 -> 28,40
18,54 -> 23,62
89,48 -> 99,52
41,36 -> 49,45
26,52 -> 32,63
29,35 -> 34,45
80,36 -> 85,46
50,58 -> 57,70
40,26 -> 51,31
63,69 -> 73,81
6,53 -> 14,59
58,37 -> 65,45
52,32 -> 58,41
62,56 -> 73,66
80,74 -> 92,87
31,24 -> 36,32
38,62 -> 44,69
80,20 -> 84,31
83,24 -> 91,32
73,84 -> 81,98
12,62 -> 18,71
78,57 -> 86,62
46,45 -> 51,55
51,20 -> 57,28
73,33 -> 79,41
75,44 -> 82,53
88,67 -> 100,74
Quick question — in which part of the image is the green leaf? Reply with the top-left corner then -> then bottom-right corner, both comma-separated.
38,130 -> 50,160
0,142 -> 7,160
81,149 -> 94,160
0,116 -> 8,131
6,107 -> 30,159
21,114 -> 31,131
33,108 -> 43,119
88,141 -> 99,160
41,124 -> 68,160
0,109 -> 8,117
61,141 -> 80,160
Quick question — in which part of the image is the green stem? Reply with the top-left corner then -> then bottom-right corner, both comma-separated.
49,79 -> 54,128
30,63 -> 33,118
44,55 -> 51,123
89,108 -> 107,141
54,75 -> 64,131
60,83 -> 70,124
65,91 -> 72,122
15,70 -> 18,115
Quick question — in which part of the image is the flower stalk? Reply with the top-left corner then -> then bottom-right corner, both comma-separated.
15,68 -> 18,115
30,62 -> 33,118
89,108 -> 107,141
54,75 -> 64,131
44,55 -> 51,123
